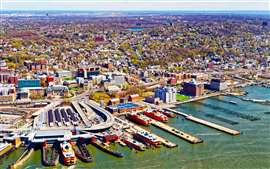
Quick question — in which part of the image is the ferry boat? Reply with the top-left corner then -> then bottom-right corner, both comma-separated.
143,111 -> 168,122
60,141 -> 76,166
122,137 -> 145,151
133,131 -> 160,147
126,113 -> 151,126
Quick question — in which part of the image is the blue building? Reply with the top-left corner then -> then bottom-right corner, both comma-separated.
18,79 -> 41,88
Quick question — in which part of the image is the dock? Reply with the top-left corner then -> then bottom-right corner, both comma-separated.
165,108 -> 240,136
9,147 -> 34,169
148,117 -> 203,144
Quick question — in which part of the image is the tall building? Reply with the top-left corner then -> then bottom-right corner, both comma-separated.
182,81 -> 204,97
209,79 -> 228,91
155,86 -> 177,103
77,67 -> 100,79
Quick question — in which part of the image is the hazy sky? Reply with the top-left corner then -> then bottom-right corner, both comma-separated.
1,0 -> 270,11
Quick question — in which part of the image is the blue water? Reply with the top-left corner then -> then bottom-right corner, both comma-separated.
127,27 -> 144,31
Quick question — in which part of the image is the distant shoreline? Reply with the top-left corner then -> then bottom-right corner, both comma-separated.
1,10 -> 269,14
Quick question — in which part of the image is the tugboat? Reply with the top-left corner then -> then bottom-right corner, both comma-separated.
60,141 -> 76,166
143,110 -> 168,122
126,113 -> 151,126
133,131 -> 160,147
122,137 -> 145,151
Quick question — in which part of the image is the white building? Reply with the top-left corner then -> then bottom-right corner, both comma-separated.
154,86 -> 177,103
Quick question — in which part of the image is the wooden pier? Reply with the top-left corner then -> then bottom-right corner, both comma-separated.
186,116 -> 240,135
165,108 -> 240,136
149,117 -> 203,144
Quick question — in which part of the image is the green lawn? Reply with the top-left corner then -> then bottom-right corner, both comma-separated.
63,77 -> 75,81
176,93 -> 190,101
69,86 -> 80,91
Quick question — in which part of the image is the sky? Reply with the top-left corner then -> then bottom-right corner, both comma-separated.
1,0 -> 270,11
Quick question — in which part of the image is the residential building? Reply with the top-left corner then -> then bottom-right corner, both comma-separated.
154,86 -> 177,103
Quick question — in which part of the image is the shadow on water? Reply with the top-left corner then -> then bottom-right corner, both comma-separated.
194,102 -> 260,121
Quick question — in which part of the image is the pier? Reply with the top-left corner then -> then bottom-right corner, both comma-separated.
10,147 -> 34,169
186,116 -> 240,135
164,108 -> 240,136
147,116 -> 203,144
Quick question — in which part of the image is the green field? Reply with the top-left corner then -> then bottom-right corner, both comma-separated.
69,86 -> 80,91
176,93 -> 189,101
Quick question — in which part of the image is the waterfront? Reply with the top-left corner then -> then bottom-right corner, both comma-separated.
1,86 -> 270,169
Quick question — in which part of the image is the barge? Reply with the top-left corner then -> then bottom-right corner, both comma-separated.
91,137 -> 123,158
73,141 -> 93,163
42,141 -> 59,166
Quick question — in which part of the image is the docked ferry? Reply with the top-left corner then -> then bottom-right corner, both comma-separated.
126,113 -> 151,126
60,141 -> 76,166
143,110 -> 168,122
133,131 -> 160,147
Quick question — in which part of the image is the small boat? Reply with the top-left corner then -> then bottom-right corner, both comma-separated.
229,101 -> 237,105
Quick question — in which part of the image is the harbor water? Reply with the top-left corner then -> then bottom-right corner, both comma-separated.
1,86 -> 270,169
